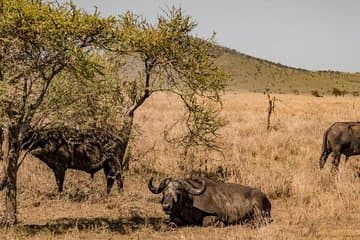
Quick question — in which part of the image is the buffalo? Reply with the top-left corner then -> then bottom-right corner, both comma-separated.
148,177 -> 272,227
23,127 -> 124,193
319,122 -> 360,171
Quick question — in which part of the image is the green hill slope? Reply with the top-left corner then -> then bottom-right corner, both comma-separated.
213,45 -> 360,95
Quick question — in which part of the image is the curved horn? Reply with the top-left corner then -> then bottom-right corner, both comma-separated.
181,178 -> 206,195
148,177 -> 171,194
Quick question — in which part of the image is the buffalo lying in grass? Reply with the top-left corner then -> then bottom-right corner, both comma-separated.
148,177 -> 272,227
320,122 -> 360,171
23,127 -> 124,193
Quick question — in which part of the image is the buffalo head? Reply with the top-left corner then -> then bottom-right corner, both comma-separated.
148,177 -> 205,214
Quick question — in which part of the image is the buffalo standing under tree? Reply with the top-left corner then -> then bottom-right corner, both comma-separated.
319,122 -> 360,171
21,127 -> 125,193
148,177 -> 272,227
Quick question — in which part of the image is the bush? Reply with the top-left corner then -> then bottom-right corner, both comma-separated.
332,88 -> 346,97
311,90 -> 322,97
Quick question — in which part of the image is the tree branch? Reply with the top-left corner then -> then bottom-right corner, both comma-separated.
127,59 -> 153,116
17,77 -> 30,127
29,64 -> 64,114
16,150 -> 29,170
8,72 -> 25,84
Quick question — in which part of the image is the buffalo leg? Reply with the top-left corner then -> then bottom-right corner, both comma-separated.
250,198 -> 272,226
251,207 -> 265,226
331,152 -> 341,172
319,150 -> 331,169
53,168 -> 66,192
168,212 -> 186,227
110,157 -> 124,192
115,172 -> 123,192
103,161 -> 114,194
202,216 -> 224,227
104,159 -> 123,193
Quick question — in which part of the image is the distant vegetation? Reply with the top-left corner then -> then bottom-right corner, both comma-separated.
212,45 -> 360,95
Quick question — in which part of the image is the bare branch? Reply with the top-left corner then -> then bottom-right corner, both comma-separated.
266,92 -> 277,131
127,59 -> 153,116
28,64 -> 65,114
8,72 -> 25,84
16,151 -> 29,170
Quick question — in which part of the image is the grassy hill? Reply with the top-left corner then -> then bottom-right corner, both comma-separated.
213,45 -> 360,95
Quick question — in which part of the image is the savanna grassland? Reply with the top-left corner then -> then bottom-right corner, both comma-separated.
1,92 -> 360,239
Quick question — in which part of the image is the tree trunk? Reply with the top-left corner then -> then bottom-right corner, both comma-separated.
120,114 -> 134,170
1,129 -> 20,226
0,130 -> 9,190
3,146 -> 19,225
266,93 -> 276,131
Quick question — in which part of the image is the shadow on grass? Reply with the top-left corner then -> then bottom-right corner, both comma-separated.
20,215 -> 165,235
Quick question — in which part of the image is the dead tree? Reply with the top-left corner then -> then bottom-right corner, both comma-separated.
266,92 -> 276,131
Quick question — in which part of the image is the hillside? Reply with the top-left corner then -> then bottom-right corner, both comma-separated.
213,45 -> 360,95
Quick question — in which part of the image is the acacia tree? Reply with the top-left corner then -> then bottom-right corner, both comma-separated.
0,0 -> 114,225
44,8 -> 227,171
113,9 -> 227,168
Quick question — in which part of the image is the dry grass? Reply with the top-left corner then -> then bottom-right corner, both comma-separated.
1,92 -> 360,239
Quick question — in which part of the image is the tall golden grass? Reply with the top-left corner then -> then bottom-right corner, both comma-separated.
1,92 -> 360,239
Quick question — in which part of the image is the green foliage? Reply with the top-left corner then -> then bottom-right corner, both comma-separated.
43,63 -> 124,131
114,8 -> 228,151
0,0 -> 115,132
46,7 -> 228,159
116,8 -> 227,98
37,7 -> 228,166
0,2 -> 227,225
0,1 -> 117,225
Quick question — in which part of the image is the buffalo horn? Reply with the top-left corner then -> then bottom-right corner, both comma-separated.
182,178 -> 206,195
148,177 -> 171,194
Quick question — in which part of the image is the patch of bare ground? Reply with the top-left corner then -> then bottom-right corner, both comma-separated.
1,92 -> 360,239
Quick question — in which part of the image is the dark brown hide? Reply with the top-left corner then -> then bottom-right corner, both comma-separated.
149,177 -> 271,227
319,122 -> 360,170
24,127 -> 124,193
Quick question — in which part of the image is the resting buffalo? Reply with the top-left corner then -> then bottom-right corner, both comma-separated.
23,127 -> 124,193
148,177 -> 272,227
319,122 -> 360,170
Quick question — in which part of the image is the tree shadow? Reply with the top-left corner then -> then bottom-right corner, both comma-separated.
20,215 -> 165,235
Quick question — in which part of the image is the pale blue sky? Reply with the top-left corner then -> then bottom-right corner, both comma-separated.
63,0 -> 360,72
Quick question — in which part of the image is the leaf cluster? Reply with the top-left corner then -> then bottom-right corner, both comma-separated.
0,0 -> 115,134
0,1 -> 228,157
112,8 -> 228,151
